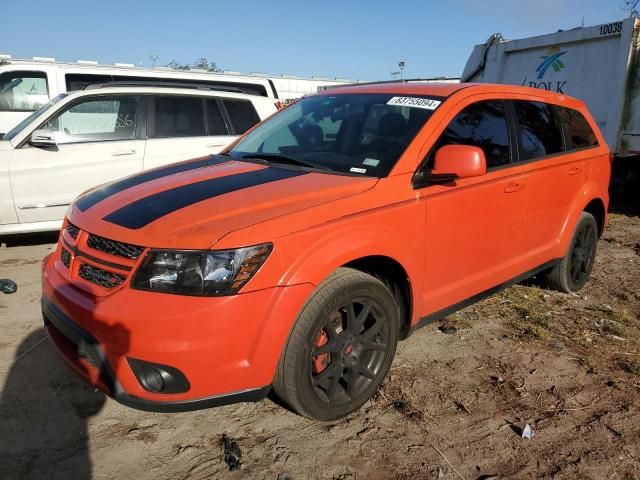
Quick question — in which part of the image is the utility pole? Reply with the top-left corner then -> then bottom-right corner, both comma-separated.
398,61 -> 405,80
150,54 -> 159,68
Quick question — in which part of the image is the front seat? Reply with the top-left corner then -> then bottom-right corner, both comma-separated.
369,113 -> 406,152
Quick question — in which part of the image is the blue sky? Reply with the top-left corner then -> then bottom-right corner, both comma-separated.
2,0 -> 630,80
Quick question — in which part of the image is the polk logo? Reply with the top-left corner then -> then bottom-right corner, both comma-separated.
522,46 -> 568,93
536,47 -> 567,79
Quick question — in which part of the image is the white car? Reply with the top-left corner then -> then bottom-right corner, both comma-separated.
0,84 -> 277,234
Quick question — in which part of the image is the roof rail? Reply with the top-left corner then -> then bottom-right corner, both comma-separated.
325,78 -> 462,88
83,80 -> 245,94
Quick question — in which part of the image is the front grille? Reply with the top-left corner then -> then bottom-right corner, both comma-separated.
87,234 -> 144,260
78,264 -> 125,289
66,223 -> 80,240
60,247 -> 71,267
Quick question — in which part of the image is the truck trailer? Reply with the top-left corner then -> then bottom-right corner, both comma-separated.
462,17 -> 640,166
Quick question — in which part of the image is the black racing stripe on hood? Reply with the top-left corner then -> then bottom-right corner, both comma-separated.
75,156 -> 230,212
103,167 -> 308,229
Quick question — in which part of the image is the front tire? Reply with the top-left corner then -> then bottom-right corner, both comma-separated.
273,268 -> 399,421
542,212 -> 598,293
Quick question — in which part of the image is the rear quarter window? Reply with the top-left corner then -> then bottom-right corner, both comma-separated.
557,107 -> 599,150
223,99 -> 260,134
513,101 -> 564,161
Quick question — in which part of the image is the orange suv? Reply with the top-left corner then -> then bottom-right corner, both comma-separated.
42,82 -> 610,420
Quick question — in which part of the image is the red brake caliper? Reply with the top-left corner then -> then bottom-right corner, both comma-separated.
313,329 -> 331,374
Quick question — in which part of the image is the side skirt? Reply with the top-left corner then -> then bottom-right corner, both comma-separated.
407,259 -> 561,336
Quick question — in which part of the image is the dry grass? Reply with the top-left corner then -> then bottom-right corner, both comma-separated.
485,285 -> 554,341
617,356 -> 640,375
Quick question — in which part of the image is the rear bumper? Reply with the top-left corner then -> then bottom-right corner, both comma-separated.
43,297 -> 270,412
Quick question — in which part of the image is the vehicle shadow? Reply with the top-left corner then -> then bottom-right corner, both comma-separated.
0,328 -> 105,480
0,232 -> 60,248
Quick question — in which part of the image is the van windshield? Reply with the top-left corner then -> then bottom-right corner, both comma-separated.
3,93 -> 68,141
229,93 -> 443,177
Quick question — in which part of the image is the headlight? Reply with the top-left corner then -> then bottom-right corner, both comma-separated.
131,243 -> 272,296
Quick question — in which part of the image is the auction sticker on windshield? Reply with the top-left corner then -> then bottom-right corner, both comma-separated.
387,97 -> 441,110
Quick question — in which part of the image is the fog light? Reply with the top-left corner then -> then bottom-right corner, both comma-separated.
127,358 -> 190,394
142,368 -> 165,392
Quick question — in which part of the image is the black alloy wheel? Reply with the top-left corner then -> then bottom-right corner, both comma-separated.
273,268 -> 400,420
310,297 -> 390,405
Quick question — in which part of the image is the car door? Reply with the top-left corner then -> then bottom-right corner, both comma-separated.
143,95 -> 231,169
9,94 -> 145,224
418,98 -> 529,316
510,100 -> 588,265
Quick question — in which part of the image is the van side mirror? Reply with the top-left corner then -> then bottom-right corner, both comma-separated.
413,145 -> 487,188
29,129 -> 58,147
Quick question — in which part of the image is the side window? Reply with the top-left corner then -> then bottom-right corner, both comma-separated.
222,99 -> 260,134
514,101 -> 564,160
557,107 -> 599,149
66,73 -> 112,91
153,96 -> 205,138
42,96 -> 139,144
0,71 -> 49,112
433,101 -> 511,168
205,99 -> 230,135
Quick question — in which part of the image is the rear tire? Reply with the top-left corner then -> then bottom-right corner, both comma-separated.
542,212 -> 598,293
273,268 -> 399,421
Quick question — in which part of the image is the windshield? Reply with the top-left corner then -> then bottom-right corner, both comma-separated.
229,93 -> 443,177
3,93 -> 69,141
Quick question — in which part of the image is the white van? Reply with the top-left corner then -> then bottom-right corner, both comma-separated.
0,85 -> 277,234
0,57 -> 280,134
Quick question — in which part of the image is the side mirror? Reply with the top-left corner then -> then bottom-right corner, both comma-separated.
413,145 -> 487,188
29,129 -> 57,147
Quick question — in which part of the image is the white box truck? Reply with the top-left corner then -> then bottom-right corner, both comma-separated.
462,17 -> 640,165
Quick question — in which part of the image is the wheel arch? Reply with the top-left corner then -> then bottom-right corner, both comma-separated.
583,197 -> 606,237
343,255 -> 413,339
558,182 -> 608,251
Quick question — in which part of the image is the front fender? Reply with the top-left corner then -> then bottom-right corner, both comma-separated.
274,221 -> 425,324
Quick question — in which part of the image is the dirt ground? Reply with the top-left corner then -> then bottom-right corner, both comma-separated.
0,190 -> 638,480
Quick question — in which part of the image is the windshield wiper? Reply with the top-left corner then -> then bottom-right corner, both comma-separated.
240,153 -> 320,169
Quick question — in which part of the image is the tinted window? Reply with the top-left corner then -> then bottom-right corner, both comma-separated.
66,73 -> 112,91
434,101 -> 511,168
558,107 -> 599,149
42,96 -> 138,144
514,101 -> 564,160
154,96 -> 205,138
223,99 -> 260,134
205,99 -> 229,135
0,71 -> 49,112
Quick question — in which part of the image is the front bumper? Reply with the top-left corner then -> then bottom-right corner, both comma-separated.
42,252 -> 314,412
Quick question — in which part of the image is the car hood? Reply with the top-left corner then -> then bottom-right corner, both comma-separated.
68,156 -> 377,249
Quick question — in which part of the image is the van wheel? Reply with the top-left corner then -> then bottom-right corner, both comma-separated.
542,212 -> 598,293
273,268 -> 399,421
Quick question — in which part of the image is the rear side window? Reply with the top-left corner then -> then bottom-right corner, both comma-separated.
558,107 -> 599,149
434,101 -> 511,168
153,96 -> 205,138
223,99 -> 260,134
66,73 -> 112,91
514,101 -> 564,161
205,99 -> 229,135
0,71 -> 49,112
